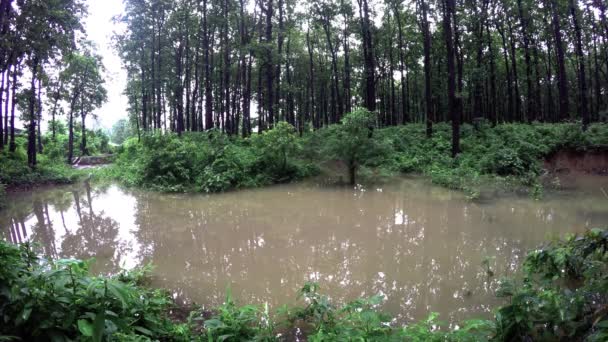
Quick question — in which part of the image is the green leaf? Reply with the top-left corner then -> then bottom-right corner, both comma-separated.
92,311 -> 105,342
77,319 -> 94,337
107,281 -> 130,308
133,326 -> 154,336
218,334 -> 234,342
21,307 -> 32,322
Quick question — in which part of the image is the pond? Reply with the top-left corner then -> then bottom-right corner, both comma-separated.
1,176 -> 607,324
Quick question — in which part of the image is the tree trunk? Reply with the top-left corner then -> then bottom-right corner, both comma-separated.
517,0 -> 535,121
222,0 -> 231,133
358,0 -> 376,112
49,78 -> 63,140
285,36 -> 295,126
394,1 -> 408,123
419,0 -> 433,137
550,0 -> 569,120
486,24 -> 497,125
265,0 -> 274,129
27,59 -> 38,167
36,78 -> 42,153
507,18 -> 521,121
3,65 -> 8,146
0,69 -> 4,150
322,16 -> 343,123
306,27 -> 316,129
569,0 -> 588,130
274,0 -> 285,123
342,15 -> 352,115
140,57 -> 148,131
545,36 -> 555,122
443,0 -> 459,157
203,0 -> 214,130
80,99 -> 88,156
590,9 -> 602,121
8,61 -> 16,152
67,92 -> 78,164
348,161 -> 356,186
497,22 -> 513,122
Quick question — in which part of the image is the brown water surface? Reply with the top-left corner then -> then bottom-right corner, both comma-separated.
1,176 -> 607,323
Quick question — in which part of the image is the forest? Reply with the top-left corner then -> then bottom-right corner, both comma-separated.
0,0 -> 608,340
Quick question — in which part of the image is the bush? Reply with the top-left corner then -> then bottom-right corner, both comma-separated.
0,242 -> 184,341
321,109 -> 393,185
0,152 -> 80,188
103,122 -> 608,195
107,126 -> 317,193
494,228 -> 608,341
378,122 -> 608,197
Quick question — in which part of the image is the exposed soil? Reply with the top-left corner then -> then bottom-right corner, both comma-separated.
544,148 -> 608,175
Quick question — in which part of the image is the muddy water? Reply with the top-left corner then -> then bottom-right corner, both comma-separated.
1,176 -> 607,323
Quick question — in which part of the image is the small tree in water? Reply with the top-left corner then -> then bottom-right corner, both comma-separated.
326,108 -> 380,186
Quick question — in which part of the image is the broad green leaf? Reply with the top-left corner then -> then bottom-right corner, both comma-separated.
77,319 -> 94,337
92,311 -> 105,342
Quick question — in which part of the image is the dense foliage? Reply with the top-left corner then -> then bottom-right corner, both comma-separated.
104,114 -> 608,196
0,127 -> 111,191
1,229 -> 606,341
379,121 -> 608,197
103,123 -> 317,193
0,242 -> 185,341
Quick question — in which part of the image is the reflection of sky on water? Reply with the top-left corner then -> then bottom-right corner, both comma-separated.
1,175 -> 607,323
2,184 -> 143,270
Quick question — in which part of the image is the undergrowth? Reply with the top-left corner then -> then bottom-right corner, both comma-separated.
100,123 -> 318,193
101,119 -> 608,197
0,152 -> 83,189
0,125 -> 111,191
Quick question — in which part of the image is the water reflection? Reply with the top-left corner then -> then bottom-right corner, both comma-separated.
1,176 -> 606,323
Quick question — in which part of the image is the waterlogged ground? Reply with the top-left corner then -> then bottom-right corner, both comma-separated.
1,176 -> 607,323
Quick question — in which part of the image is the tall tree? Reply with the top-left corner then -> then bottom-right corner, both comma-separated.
358,0 -> 376,112
549,0 -> 569,120
569,0 -> 588,130
443,0 -> 459,157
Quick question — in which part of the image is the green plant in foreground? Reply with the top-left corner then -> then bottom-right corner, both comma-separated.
204,288 -> 276,342
0,242 -> 178,341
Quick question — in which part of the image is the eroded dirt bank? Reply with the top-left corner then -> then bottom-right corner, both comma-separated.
544,148 -> 608,175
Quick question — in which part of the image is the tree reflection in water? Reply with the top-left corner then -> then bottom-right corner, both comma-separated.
0,176 -> 606,323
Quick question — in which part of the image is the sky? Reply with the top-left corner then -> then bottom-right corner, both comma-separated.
85,0 -> 128,130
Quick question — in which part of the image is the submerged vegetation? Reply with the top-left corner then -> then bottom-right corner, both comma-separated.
1,229 -> 606,341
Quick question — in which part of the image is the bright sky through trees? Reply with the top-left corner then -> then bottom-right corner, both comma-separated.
86,0 -> 127,129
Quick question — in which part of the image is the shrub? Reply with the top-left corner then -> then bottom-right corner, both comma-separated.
0,242 -> 182,341
322,109 -> 393,185
494,228 -> 608,341
108,127 -> 317,193
203,289 -> 275,341
0,153 -> 79,188
104,122 -> 608,195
